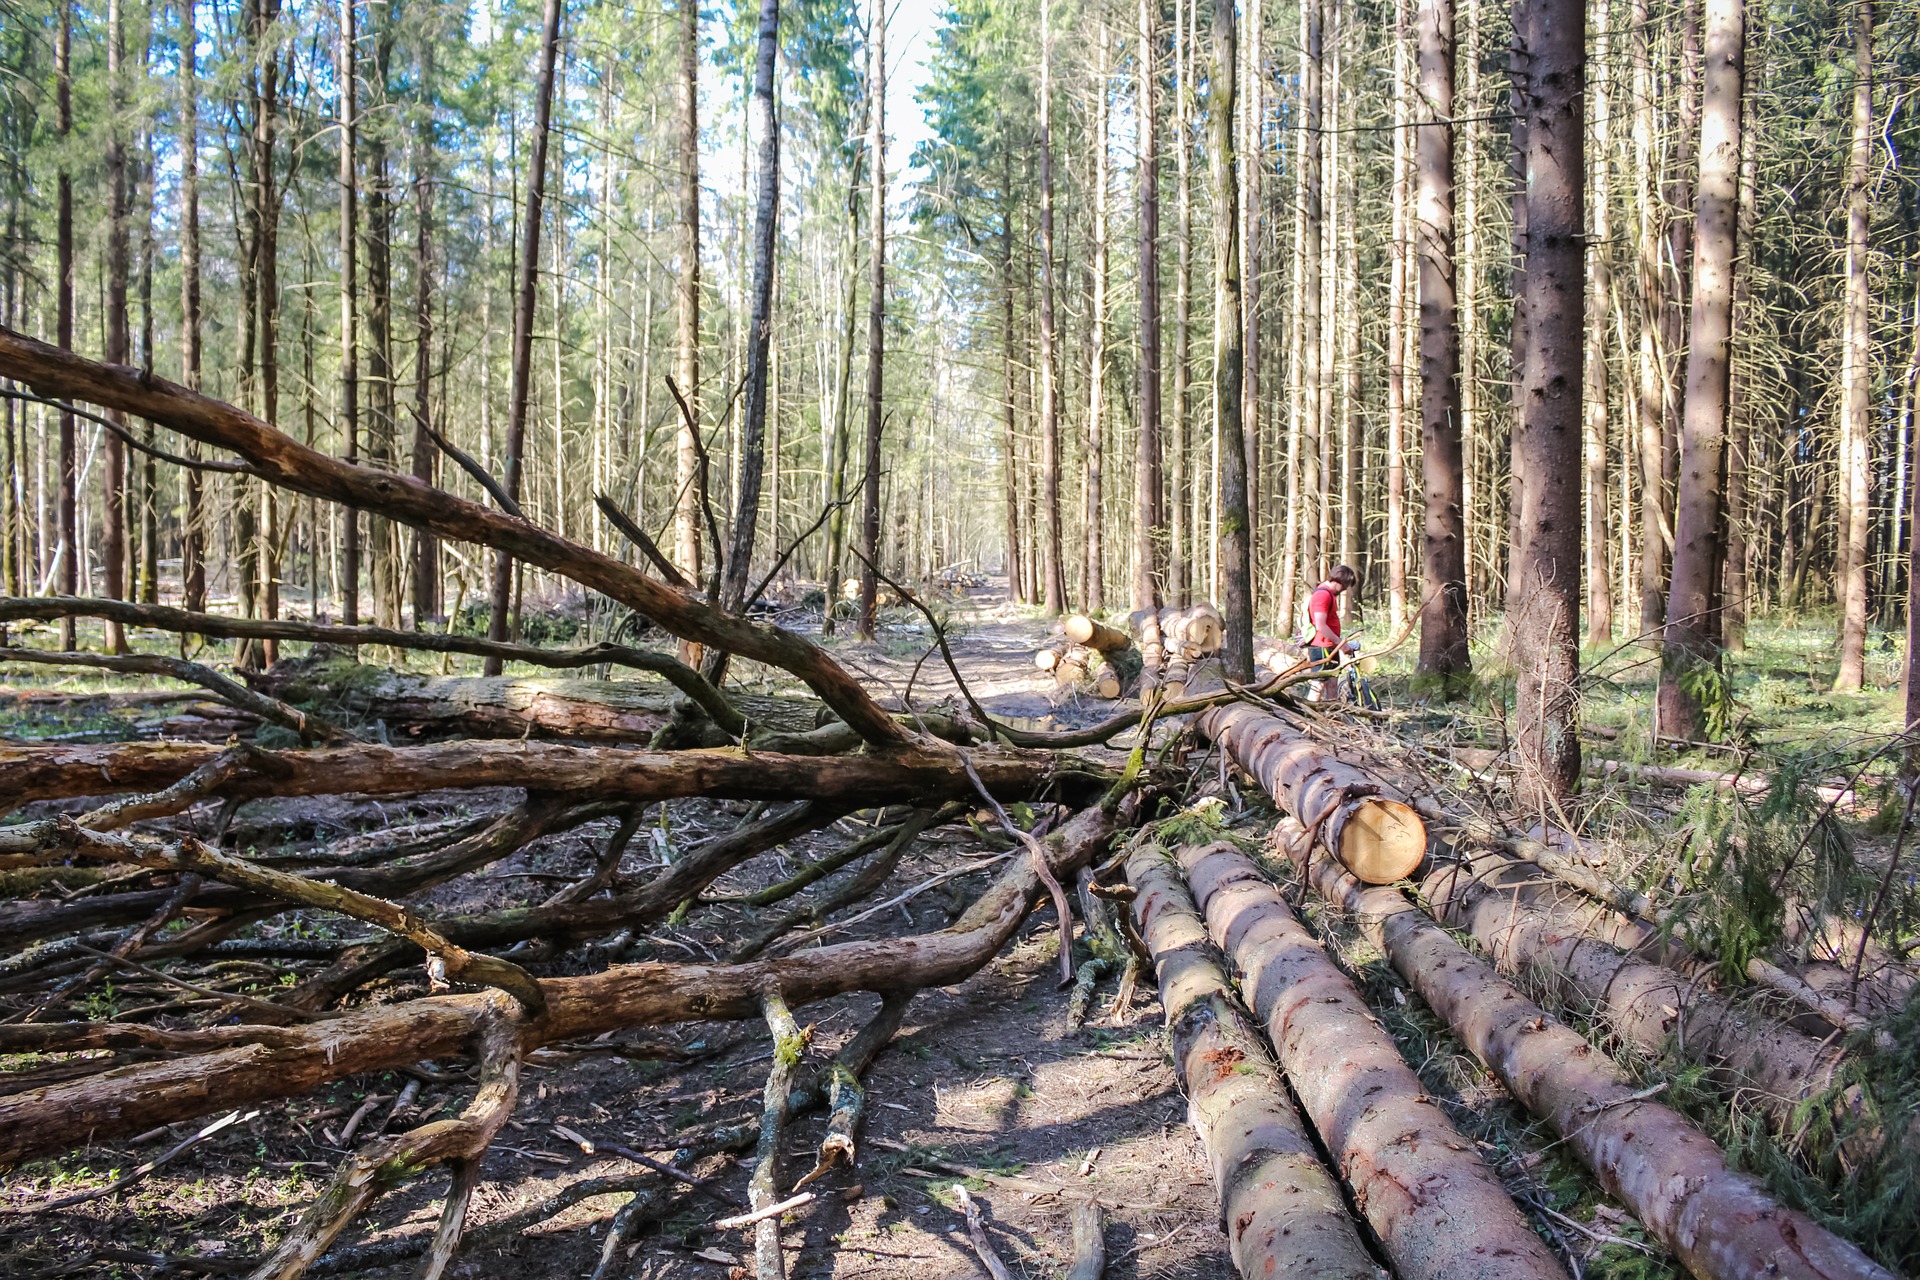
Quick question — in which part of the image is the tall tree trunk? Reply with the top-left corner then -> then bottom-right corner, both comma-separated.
722,0 -> 781,613
1503,0 -> 1528,607
1632,0 -> 1667,639
482,0 -> 563,674
1241,0 -> 1262,585
1316,0 -> 1338,580
1001,181 -> 1023,605
103,0 -> 130,654
1584,0 -> 1615,648
251,5 -> 285,664
1210,0 -> 1252,681
856,0 -> 887,638
179,0 -> 205,617
1386,0 -> 1411,634
410,39 -> 438,627
1834,1 -> 1873,692
339,0 -> 360,626
365,12 -> 397,630
673,0 -> 703,595
1657,0 -> 1745,733
1170,0 -> 1192,608
1134,0 -> 1163,612
1038,0 -> 1064,615
136,124 -> 157,606
1416,0 -> 1470,685
1084,24 -> 1110,613
1722,60 -> 1759,652
1512,0 -> 1586,802
821,148 -> 862,631
53,5 -> 74,647
1458,0 -> 1481,603
1297,0 -> 1323,599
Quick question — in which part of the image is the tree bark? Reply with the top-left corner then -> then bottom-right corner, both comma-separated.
180,0 -> 206,617
722,0 -> 782,613
1134,0 -> 1163,613
55,3 -> 76,650
1210,0 -> 1252,682
856,0 -> 887,638
1834,2 -> 1873,692
1386,0 -> 1411,635
1039,0 -> 1065,615
1511,0 -> 1585,803
1177,843 -> 1568,1280
1657,0 -> 1745,734
1416,0 -> 1470,686
1631,0 -> 1667,639
1170,0 -> 1192,608
1125,845 -> 1382,1280
482,0 -> 563,672
103,0 -> 131,655
338,0 -> 360,627
1291,839 -> 1901,1280
410,38 -> 439,627
1583,0 -> 1615,649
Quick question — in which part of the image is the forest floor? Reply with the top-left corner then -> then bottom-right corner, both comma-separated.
1,584 -> 1914,1280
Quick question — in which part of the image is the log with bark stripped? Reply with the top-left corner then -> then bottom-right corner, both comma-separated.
1197,704 -> 1427,883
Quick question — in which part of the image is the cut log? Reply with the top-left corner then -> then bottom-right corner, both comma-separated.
1198,704 -> 1427,883
1175,841 -> 1568,1280
1162,604 -> 1224,657
1420,848 -> 1856,1130
1035,647 -> 1064,673
1125,843 -> 1383,1280
0,802 -> 1123,1167
1128,609 -> 1165,683
1280,828 -> 1901,1280
1064,615 -> 1132,654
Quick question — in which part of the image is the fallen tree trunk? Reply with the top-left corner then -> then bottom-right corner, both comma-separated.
1175,841 -> 1568,1280
1420,849 -> 1852,1127
1064,615 -> 1131,654
252,656 -> 816,744
1125,842 -> 1383,1280
1283,827 -> 1901,1280
1198,704 -> 1427,883
0,326 -> 907,746
0,801 -> 1123,1167
0,739 -> 1081,813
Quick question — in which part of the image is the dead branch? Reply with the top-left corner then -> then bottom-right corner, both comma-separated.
0,646 -> 355,745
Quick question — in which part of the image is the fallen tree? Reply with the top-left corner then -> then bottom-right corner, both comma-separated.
1196,704 -> 1427,883
1280,824 -> 1900,1280
1126,840 -> 1384,1280
1173,840 -> 1569,1280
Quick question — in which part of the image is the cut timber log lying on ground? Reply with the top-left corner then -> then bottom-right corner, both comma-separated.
1125,842 -> 1385,1280
1128,605 -> 1222,699
1451,746 -> 1859,808
1420,848 -> 1859,1130
0,803 -> 1122,1167
1280,826 -> 1900,1280
1175,841 -> 1568,1280
1198,704 -> 1427,883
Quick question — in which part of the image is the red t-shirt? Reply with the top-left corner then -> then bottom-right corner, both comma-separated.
1307,583 -> 1341,644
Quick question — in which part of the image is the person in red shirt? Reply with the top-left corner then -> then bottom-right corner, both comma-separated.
1303,564 -> 1358,701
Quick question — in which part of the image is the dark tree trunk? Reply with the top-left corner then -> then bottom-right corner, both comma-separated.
1657,0 -> 1745,735
722,0 -> 781,613
338,0 -> 360,626
1512,0 -> 1586,802
103,0 -> 130,654
180,0 -> 205,616
856,0 -> 887,639
482,0 -> 563,674
55,4 -> 75,649
1416,0 -> 1470,686
673,0 -> 703,596
410,42 -> 438,627
1210,0 -> 1252,682
1038,0 -> 1065,615
1134,0 -> 1163,613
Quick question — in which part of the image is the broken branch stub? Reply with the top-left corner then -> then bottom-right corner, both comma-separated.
1197,704 -> 1426,883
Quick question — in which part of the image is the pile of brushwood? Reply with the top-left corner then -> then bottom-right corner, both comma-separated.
0,328 -> 1916,1280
